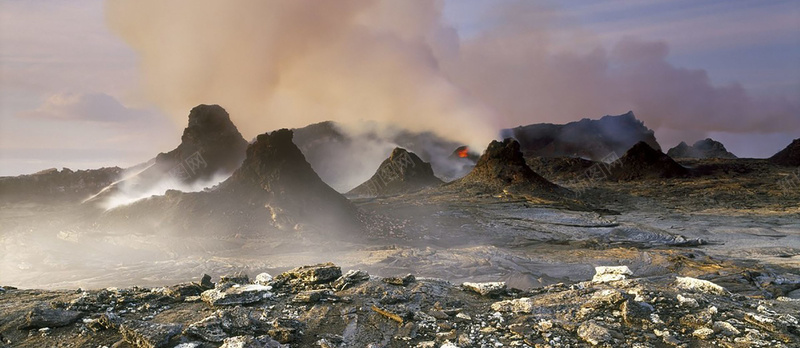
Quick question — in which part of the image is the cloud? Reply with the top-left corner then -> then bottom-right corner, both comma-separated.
19,92 -> 157,124
104,0 -> 800,151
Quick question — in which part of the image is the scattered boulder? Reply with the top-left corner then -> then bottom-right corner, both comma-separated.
490,298 -> 534,314
19,308 -> 81,329
201,284 -> 272,307
462,282 -> 507,297
667,138 -> 737,159
675,277 -> 728,295
347,148 -> 443,197
184,307 -> 270,343
770,138 -> 800,166
382,274 -> 416,286
267,318 -> 304,344
332,270 -> 370,291
592,266 -> 633,283
253,273 -> 273,286
119,320 -> 182,348
577,321 -> 613,346
276,263 -> 342,285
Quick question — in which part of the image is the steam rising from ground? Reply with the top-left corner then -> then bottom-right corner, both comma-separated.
105,1 -> 799,151
88,162 -> 231,210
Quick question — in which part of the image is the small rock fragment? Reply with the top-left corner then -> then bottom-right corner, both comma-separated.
382,274 -> 416,286
292,290 -> 330,304
220,335 -> 283,348
332,270 -> 370,291
268,318 -> 303,344
692,327 -> 714,339
372,305 -> 409,324
219,273 -> 250,287
677,294 -> 699,308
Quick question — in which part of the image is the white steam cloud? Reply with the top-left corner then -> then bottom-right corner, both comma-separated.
105,0 -> 799,150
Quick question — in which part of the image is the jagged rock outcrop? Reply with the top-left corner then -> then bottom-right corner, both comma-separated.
451,138 -> 563,195
667,139 -> 737,159
501,111 -> 661,161
86,104 -> 248,205
347,148 -> 443,197
770,139 -> 800,166
610,142 -> 689,181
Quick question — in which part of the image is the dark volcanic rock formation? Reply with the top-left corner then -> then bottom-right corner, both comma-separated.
104,129 -> 363,237
87,105 -> 248,205
0,167 -> 122,203
347,148 -> 443,197
610,142 -> 689,181
501,111 -> 661,161
216,129 -> 362,232
667,138 -> 737,159
770,139 -> 800,166
452,138 -> 563,195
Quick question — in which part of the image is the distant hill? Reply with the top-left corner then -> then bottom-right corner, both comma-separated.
667,138 -> 737,159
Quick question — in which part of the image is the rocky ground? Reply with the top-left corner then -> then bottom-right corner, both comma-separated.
1,262 -> 798,348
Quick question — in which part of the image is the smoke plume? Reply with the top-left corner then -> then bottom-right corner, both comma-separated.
105,0 -> 799,150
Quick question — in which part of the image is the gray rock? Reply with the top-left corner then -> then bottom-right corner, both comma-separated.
19,307 -> 81,329
200,274 -> 214,289
490,298 -> 534,314
675,277 -> 727,295
692,327 -> 714,339
382,274 -> 416,286
219,272 -> 250,288
220,335 -> 284,348
461,282 -> 506,297
592,266 -> 633,283
119,320 -> 182,348
712,321 -> 740,336
332,270 -> 370,291
184,307 -> 271,343
268,318 -> 304,344
201,284 -> 272,307
254,273 -> 273,286
621,299 -> 652,326
577,321 -> 612,346
277,263 -> 342,284
292,290 -> 330,304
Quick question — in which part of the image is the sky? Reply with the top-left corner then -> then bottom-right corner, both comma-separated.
1,0 -> 798,176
